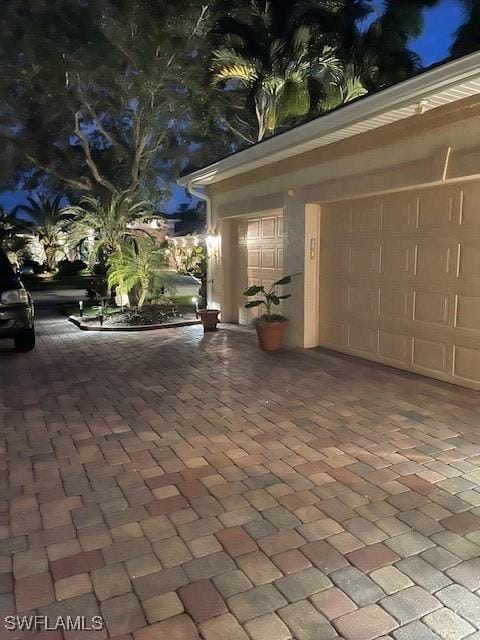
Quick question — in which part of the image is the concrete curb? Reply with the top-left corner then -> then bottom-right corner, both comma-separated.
68,315 -> 202,332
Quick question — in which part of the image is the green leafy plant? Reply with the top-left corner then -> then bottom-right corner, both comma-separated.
243,274 -> 299,324
63,192 -> 161,269
15,195 -> 69,270
107,237 -> 175,308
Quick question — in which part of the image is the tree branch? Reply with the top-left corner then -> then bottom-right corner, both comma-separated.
74,111 -> 117,193
224,120 -> 256,145
25,153 -> 92,192
75,76 -> 132,155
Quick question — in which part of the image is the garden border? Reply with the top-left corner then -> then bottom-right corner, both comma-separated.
68,315 -> 202,332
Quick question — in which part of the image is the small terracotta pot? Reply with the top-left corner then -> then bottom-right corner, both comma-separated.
255,320 -> 288,351
198,309 -> 220,331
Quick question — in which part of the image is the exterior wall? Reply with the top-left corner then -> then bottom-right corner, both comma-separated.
207,97 -> 480,348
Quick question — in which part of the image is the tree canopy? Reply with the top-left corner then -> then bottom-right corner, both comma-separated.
0,0 -> 479,205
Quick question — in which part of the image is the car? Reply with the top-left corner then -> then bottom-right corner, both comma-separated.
0,249 -> 35,351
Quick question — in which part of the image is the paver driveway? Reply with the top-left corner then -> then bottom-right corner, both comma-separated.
1,310 -> 480,640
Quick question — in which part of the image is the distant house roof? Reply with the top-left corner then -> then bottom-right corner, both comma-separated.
179,51 -> 480,188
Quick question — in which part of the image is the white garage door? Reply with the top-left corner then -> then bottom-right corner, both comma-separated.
237,214 -> 284,324
319,181 -> 480,390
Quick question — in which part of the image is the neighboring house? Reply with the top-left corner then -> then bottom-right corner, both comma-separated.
128,218 -> 176,244
179,51 -> 480,391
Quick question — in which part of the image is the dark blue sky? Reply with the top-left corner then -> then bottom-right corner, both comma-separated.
0,0 -> 468,215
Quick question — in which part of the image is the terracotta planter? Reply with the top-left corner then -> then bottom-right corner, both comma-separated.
198,309 -> 220,331
255,320 -> 288,351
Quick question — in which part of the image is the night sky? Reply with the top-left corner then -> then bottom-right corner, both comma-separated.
0,0 -> 468,215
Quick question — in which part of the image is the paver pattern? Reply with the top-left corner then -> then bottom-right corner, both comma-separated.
1,310 -> 480,640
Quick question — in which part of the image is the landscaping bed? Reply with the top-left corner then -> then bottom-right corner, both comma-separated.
69,302 -> 201,331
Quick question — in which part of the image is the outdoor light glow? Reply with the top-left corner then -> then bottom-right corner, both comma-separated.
205,234 -> 219,255
191,297 -> 198,303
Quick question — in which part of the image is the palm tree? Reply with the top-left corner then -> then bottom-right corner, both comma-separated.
63,192 -> 161,269
356,0 -> 442,91
211,1 -> 342,141
15,195 -> 68,271
319,64 -> 368,111
451,1 -> 480,57
107,237 -> 174,308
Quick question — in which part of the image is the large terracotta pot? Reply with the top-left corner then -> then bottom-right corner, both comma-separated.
255,320 -> 288,351
198,309 -> 220,331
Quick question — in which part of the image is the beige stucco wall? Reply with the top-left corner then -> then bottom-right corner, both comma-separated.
207,97 -> 480,348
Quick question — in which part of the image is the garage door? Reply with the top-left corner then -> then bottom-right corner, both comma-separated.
319,181 -> 480,390
237,214 -> 284,324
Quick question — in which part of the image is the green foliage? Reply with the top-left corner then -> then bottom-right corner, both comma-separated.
243,273 -> 299,322
0,209 -> 28,262
56,259 -> 88,277
15,195 -> 70,270
166,235 -> 206,280
211,2 -> 342,140
2,0 -> 476,202
107,237 -> 174,308
63,192 -> 160,267
0,0 -> 220,197
319,66 -> 367,112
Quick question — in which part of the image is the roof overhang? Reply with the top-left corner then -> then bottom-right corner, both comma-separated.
179,52 -> 480,188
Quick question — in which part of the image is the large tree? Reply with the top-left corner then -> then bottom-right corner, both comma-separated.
357,0 -> 442,91
210,0 -> 446,142
211,1 -> 345,142
0,0 -> 221,200
451,1 -> 480,57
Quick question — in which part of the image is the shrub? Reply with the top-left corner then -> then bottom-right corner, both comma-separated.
56,259 -> 88,277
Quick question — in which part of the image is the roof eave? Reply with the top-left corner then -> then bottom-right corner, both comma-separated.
178,51 -> 480,188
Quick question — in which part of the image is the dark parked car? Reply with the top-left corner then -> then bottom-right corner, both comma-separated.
0,249 -> 35,351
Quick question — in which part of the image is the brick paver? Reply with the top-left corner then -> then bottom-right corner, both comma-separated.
2,311 -> 480,639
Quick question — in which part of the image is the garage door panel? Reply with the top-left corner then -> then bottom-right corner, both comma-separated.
415,242 -> 456,280
382,195 -> 418,232
322,204 -> 350,238
455,294 -> 480,331
413,291 -> 451,326
417,190 -> 460,229
322,246 -> 350,276
459,184 -> 480,228
323,285 -> 349,316
457,242 -> 480,280
349,201 -> 382,234
412,338 -> 448,374
378,288 -> 410,320
321,321 -> 347,348
348,285 -> 378,316
349,243 -> 381,276
348,325 -> 376,355
380,241 -> 415,279
454,345 -> 480,384
320,182 -> 480,390
378,331 -> 410,364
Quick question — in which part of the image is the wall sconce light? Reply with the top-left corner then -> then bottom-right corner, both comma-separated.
205,234 -> 219,257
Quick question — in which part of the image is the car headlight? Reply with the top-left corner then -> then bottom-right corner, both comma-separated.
1,289 -> 29,305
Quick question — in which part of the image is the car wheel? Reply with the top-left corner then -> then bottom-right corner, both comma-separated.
14,327 -> 35,351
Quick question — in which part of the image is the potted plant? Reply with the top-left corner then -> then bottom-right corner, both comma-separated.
243,274 -> 298,351
198,308 -> 220,331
